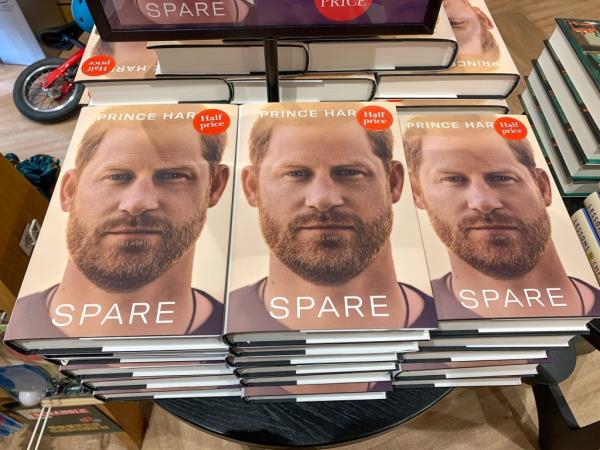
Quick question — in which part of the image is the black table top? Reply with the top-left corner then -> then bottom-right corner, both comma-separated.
157,387 -> 451,448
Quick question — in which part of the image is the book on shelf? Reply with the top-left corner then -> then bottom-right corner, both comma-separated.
75,28 -> 232,104
583,192 -> 600,235
376,0 -> 519,99
242,381 -> 392,403
392,377 -> 523,388
227,73 -> 377,104
538,41 -> 600,160
150,40 -> 309,76
393,98 -> 509,115
519,88 -> 598,197
526,72 -> 600,180
548,19 -> 600,130
303,6 -> 456,72
399,113 -> 600,334
571,207 -> 600,283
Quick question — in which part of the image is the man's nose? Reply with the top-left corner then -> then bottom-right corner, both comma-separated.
304,174 -> 344,212
118,178 -> 159,216
466,179 -> 503,214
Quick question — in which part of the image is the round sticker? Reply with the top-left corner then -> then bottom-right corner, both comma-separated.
494,117 -> 528,140
81,55 -> 116,76
314,0 -> 373,22
357,106 -> 394,132
193,109 -> 231,135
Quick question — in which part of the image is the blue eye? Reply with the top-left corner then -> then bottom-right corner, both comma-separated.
336,169 -> 362,177
156,172 -> 186,180
444,175 -> 466,183
285,170 -> 309,177
108,173 -> 132,182
488,175 -> 514,183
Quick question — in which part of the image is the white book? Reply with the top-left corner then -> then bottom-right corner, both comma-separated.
306,7 -> 456,72
150,40 -> 308,76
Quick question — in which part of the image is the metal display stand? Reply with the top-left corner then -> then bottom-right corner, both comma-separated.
263,38 -> 279,102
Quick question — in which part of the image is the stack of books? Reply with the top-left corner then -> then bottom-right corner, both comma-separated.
75,0 -> 515,114
391,112 -> 600,388
520,18 -> 600,197
5,103 -> 600,401
3,103 -> 242,402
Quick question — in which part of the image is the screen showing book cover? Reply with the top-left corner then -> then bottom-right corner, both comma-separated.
5,104 -> 237,340
225,102 -> 436,334
442,0 -> 517,75
399,113 -> 600,320
75,27 -> 158,82
97,0 -> 431,30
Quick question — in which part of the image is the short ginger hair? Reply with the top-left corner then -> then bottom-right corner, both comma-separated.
248,103 -> 395,173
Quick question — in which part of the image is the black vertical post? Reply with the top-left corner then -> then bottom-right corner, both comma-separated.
264,38 -> 280,102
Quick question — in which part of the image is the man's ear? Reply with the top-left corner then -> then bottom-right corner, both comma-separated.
208,164 -> 230,207
389,161 -> 404,203
535,168 -> 553,207
410,173 -> 428,210
473,7 -> 493,29
241,165 -> 259,207
60,169 -> 78,213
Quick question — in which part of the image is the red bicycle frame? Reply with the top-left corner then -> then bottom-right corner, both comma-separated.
41,47 -> 85,95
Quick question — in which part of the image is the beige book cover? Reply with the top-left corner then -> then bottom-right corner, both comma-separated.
399,113 -> 600,320
225,102 -> 437,334
5,103 -> 238,340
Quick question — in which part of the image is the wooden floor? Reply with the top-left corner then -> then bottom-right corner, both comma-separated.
2,1 -> 600,448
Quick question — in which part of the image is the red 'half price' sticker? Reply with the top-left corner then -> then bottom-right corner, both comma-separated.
314,0 -> 373,21
494,117 -> 528,140
193,109 -> 231,135
81,55 -> 116,76
357,106 -> 394,132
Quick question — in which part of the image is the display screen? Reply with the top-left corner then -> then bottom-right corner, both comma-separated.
90,0 -> 441,40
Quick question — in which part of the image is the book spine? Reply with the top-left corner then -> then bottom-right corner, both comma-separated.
584,192 -> 600,236
571,208 -> 600,282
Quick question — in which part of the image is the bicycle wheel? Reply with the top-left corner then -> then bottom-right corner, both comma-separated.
12,57 -> 84,123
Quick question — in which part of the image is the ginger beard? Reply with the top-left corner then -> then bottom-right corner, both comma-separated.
258,200 -> 393,286
66,190 -> 209,293
428,204 -> 552,279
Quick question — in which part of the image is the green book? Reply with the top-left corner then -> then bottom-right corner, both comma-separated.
556,19 -> 600,92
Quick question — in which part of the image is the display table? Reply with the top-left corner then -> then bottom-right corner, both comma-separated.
157,387 -> 450,448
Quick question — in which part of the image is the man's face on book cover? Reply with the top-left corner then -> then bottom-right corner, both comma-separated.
443,0 -> 493,57
245,120 -> 399,285
412,130 -> 553,279
60,123 -> 213,292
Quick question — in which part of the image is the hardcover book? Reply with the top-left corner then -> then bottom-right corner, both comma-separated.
305,5 -> 456,72
549,19 -> 600,135
150,40 -> 309,76
5,103 -> 238,354
399,116 -> 600,327
242,381 -> 392,402
392,98 -> 509,115
519,88 -> 597,197
376,0 -> 519,99
225,102 -> 437,337
228,73 -> 377,104
537,42 -> 600,160
75,28 -> 232,104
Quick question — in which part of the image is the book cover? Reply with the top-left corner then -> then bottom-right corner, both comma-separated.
583,192 -> 600,235
399,113 -> 600,320
225,102 -> 437,334
556,19 -> 600,92
5,104 -> 238,342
